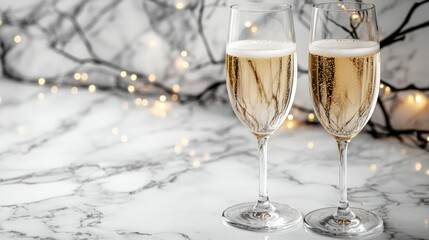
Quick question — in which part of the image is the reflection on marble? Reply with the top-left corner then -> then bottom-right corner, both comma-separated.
0,79 -> 428,239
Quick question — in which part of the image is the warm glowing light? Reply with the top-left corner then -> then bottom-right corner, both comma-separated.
74,73 -> 81,80
415,162 -> 422,171
51,86 -> 58,94
189,149 -> 196,157
180,51 -> 188,57
81,73 -> 88,81
71,87 -> 78,95
251,26 -> 258,33
14,35 -> 21,43
384,86 -> 391,95
176,1 -> 185,9
182,61 -> 189,68
142,99 -> 149,106
148,74 -> 156,82
172,84 -> 180,93
135,97 -> 142,105
127,85 -> 135,93
0,19 -> 3,26
427,136 -> 429,142
193,160 -> 201,168
172,94 -> 179,101
287,114 -> 294,120
159,95 -> 167,102
38,93 -> 45,100
307,141 -> 314,149
0,97 -> 2,104
175,145 -> 182,154
286,121 -> 295,129
111,127 -> 119,135
415,94 -> 423,104
308,113 -> 315,122
181,138 -> 189,147
351,13 -> 360,20
379,83 -> 385,89
120,135 -> 128,143
370,164 -> 377,172
130,74 -> 137,81
120,71 -> 127,78
38,78 -> 45,85
88,85 -> 96,93
244,21 -> 252,28
426,169 -> 429,175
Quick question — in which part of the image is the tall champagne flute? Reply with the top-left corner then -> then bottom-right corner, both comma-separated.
304,2 -> 383,238
223,2 -> 302,232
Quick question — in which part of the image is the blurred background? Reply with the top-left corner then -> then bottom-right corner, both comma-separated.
0,0 -> 428,148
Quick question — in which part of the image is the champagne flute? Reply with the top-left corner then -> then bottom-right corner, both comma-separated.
304,2 -> 383,238
223,2 -> 302,232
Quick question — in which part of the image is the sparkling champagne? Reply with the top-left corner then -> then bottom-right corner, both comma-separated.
226,40 -> 297,137
309,39 -> 380,140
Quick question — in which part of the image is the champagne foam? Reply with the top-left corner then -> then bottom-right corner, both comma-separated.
227,40 -> 296,58
309,39 -> 379,57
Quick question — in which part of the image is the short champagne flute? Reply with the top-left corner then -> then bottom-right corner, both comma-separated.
304,2 -> 383,238
223,2 -> 302,232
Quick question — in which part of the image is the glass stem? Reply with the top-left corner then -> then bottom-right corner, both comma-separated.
253,136 -> 275,216
334,139 -> 355,223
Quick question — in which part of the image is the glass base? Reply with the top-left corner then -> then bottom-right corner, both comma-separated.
304,207 -> 383,238
222,202 -> 302,232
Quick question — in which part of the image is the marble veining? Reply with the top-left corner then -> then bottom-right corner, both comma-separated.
0,80 -> 428,239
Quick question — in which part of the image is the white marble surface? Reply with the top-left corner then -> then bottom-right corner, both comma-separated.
0,79 -> 428,240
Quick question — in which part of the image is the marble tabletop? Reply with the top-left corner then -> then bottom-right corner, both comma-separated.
0,79 -> 428,240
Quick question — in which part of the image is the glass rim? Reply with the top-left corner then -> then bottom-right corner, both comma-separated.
313,2 -> 375,12
230,2 -> 292,12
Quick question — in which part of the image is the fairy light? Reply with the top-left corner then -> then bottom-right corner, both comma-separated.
426,169 -> 429,175
251,26 -> 258,33
74,73 -> 81,81
307,141 -> 314,149
120,135 -> 128,143
193,160 -> 201,168
0,19 -> 3,26
308,113 -> 315,122
88,85 -> 96,93
142,99 -> 149,106
38,93 -> 45,100
189,149 -> 196,157
51,86 -> 58,94
14,35 -> 21,43
370,164 -> 377,172
148,74 -> 156,82
135,97 -> 142,105
176,1 -> 185,9
172,94 -> 179,101
351,13 -> 360,20
286,121 -> 295,129
426,136 -> 429,142
127,85 -> 135,93
415,94 -> 423,104
38,77 -> 45,85
174,145 -> 182,154
415,162 -> 422,171
182,61 -> 189,69
384,86 -> 391,95
130,74 -> 137,81
244,21 -> 252,28
379,83 -> 385,89
159,95 -> 167,102
180,50 -> 188,57
287,114 -> 294,120
81,73 -> 88,81
120,71 -> 127,78
181,138 -> 189,147
111,127 -> 119,135
71,87 -> 78,95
